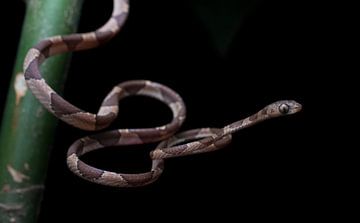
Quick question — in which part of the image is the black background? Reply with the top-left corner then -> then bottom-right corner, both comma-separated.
0,0 -> 317,221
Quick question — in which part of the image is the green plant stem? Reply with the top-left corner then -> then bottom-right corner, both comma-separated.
0,0 -> 83,222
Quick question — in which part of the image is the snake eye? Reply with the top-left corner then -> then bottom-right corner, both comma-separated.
279,104 -> 289,114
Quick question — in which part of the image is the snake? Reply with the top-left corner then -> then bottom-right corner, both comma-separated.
23,0 -> 302,187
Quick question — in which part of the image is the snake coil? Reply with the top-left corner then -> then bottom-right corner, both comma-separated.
24,0 -> 302,187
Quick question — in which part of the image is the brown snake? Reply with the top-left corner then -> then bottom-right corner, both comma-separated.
23,0 -> 302,187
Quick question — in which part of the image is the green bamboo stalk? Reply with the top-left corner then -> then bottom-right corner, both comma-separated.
0,0 -> 83,222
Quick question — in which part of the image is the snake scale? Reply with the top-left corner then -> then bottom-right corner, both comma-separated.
23,0 -> 302,187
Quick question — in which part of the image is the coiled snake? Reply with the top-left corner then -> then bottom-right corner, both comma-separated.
23,0 -> 302,187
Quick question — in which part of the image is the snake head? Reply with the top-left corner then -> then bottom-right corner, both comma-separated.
264,100 -> 302,118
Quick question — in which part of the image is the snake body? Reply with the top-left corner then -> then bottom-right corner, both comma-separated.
23,0 -> 302,187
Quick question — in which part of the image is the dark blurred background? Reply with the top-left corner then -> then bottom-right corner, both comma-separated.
1,0 -> 316,221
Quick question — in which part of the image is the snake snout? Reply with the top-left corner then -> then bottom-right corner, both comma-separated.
291,100 -> 302,113
282,100 -> 302,115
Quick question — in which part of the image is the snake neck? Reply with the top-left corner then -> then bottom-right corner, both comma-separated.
221,109 -> 270,136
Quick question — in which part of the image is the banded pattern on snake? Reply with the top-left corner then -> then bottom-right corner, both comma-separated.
23,0 -> 302,187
